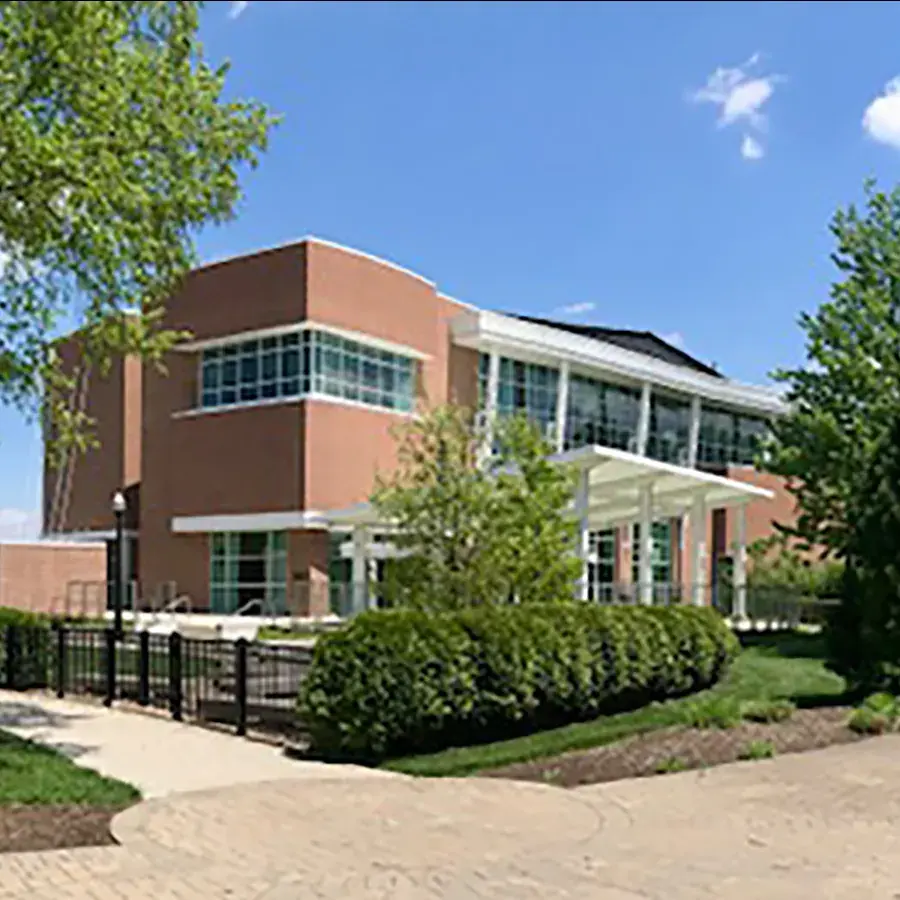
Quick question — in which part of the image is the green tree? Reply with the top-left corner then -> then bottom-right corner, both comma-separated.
0,1 -> 275,457
372,406 -> 580,609
765,180 -> 900,558
826,413 -> 900,691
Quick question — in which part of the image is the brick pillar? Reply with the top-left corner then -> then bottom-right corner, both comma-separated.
287,531 -> 331,618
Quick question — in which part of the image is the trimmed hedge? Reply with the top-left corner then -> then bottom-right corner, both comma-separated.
299,604 -> 739,762
0,607 -> 52,689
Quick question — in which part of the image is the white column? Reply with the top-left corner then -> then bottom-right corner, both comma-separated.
555,360 -> 570,452
636,382 -> 651,456
480,350 -> 501,463
575,468 -> 591,601
732,504 -> 748,620
690,495 -> 708,607
351,526 -> 369,615
638,483 -> 654,605
688,396 -> 701,468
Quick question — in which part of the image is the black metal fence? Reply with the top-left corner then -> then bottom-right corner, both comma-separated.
1,624 -> 312,742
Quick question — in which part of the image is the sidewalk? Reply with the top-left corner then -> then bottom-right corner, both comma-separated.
0,690 -> 389,797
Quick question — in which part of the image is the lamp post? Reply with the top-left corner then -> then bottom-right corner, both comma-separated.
111,490 -> 127,640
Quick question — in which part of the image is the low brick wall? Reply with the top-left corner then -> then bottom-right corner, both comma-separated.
0,541 -> 107,617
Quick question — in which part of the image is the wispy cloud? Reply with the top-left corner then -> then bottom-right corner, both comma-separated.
689,53 -> 782,160
0,508 -> 40,542
228,1 -> 250,20
863,78 -> 900,149
557,302 -> 595,316
740,134 -> 764,160
660,331 -> 685,349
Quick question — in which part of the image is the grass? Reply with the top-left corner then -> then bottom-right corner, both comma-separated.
257,627 -> 321,642
0,730 -> 139,805
383,631 -> 848,777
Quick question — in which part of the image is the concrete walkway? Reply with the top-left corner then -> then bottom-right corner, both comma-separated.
0,690 -> 386,797
4,693 -> 900,897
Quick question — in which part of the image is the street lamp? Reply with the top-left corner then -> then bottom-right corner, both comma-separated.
111,490 -> 127,640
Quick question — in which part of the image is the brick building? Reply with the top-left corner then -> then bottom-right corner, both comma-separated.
42,237 -> 792,617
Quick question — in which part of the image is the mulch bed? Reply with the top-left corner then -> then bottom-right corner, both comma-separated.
0,804 -> 131,854
482,707 -> 864,788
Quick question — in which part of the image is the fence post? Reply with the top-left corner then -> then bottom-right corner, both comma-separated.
55,625 -> 67,699
5,626 -> 19,690
137,631 -> 150,707
103,628 -> 116,707
168,631 -> 182,721
234,639 -> 248,737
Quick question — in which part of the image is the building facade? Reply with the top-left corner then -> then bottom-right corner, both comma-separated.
42,238 -> 790,617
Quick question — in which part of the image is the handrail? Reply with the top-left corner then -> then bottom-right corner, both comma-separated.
162,595 -> 192,614
233,596 -> 277,617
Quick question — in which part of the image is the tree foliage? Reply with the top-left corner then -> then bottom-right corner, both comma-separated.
0,1 -> 276,456
371,406 -> 581,609
765,180 -> 900,557
826,413 -> 900,691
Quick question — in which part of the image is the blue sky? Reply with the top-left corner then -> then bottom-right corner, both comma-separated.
4,0 -> 900,536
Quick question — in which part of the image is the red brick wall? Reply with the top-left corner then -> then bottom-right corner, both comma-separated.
0,543 -> 106,617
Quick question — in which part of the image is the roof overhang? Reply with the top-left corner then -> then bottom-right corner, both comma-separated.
324,444 -> 774,532
451,308 -> 787,417
554,444 -> 772,529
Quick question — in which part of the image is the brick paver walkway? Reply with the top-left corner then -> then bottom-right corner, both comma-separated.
3,734 -> 900,897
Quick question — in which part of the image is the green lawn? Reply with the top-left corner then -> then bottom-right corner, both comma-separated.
0,730 -> 139,805
383,631 -> 848,777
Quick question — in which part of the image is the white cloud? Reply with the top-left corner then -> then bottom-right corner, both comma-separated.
228,1 -> 250,19
690,53 -> 781,159
557,302 -> 595,315
863,78 -> 900,149
741,134 -> 765,160
660,331 -> 685,349
0,508 -> 41,542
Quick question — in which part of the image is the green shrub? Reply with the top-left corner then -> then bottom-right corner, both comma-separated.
299,603 -> 739,762
681,696 -> 743,729
847,693 -> 900,735
740,699 -> 796,723
739,739 -> 776,760
654,756 -> 688,774
0,608 -> 52,689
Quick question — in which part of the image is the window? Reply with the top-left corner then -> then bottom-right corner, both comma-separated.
209,532 -> 287,614
478,354 -> 559,439
697,407 -> 768,467
199,329 -> 417,414
632,522 -> 673,587
588,529 -> 616,601
565,374 -> 641,452
647,394 -> 691,464
309,331 -> 415,411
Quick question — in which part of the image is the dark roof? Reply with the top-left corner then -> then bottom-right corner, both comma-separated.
510,314 -> 723,379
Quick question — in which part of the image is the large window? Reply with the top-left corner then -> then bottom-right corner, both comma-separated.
631,522 -> 672,586
565,374 -> 640,452
478,354 -> 559,439
698,407 -> 767,467
588,529 -> 616,601
647,394 -> 691,464
209,532 -> 287,614
200,329 -> 417,414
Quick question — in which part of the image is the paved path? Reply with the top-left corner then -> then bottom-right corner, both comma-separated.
4,694 -> 900,897
0,691 -> 385,797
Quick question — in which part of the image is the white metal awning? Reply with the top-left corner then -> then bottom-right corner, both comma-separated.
557,444 -> 772,528
325,443 -> 773,532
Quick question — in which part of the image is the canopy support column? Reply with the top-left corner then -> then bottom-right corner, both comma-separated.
732,504 -> 748,620
351,525 -> 369,615
638,483 -> 654,605
690,494 -> 708,607
575,467 -> 591,601
555,360 -> 570,452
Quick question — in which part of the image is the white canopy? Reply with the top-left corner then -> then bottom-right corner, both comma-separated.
326,443 -> 772,532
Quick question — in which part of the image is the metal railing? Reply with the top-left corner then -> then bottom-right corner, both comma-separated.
1,623 -> 312,742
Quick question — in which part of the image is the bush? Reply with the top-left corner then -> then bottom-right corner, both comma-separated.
299,604 -> 739,762
0,608 -> 53,690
